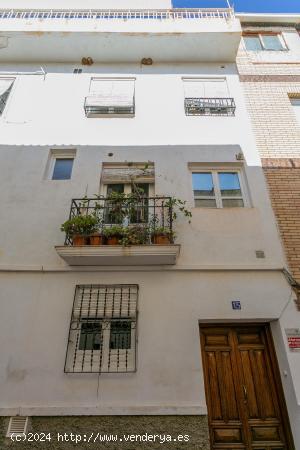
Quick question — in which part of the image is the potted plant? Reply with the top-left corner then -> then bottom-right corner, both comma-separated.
61,214 -> 99,246
89,215 -> 104,246
103,225 -> 124,245
120,225 -> 150,247
151,226 -> 175,245
89,232 -> 104,246
149,196 -> 192,244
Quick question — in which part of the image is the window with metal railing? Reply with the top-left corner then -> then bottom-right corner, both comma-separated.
183,78 -> 235,116
185,97 -> 236,116
84,78 -> 135,117
64,284 -> 138,373
63,196 -> 173,246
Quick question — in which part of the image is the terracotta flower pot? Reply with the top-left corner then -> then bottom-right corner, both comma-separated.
152,234 -> 171,245
89,235 -> 104,246
72,235 -> 86,246
106,236 -> 120,245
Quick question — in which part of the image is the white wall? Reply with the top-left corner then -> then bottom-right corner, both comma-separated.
0,270 -> 294,416
0,63 -> 257,154
0,63 -> 285,270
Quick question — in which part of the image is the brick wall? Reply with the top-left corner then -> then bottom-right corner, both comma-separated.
239,81 -> 300,159
237,26 -> 300,283
262,159 -> 300,283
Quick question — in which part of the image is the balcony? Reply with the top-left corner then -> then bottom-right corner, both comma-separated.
185,97 -> 236,116
84,96 -> 135,118
55,196 -> 180,266
0,8 -> 242,63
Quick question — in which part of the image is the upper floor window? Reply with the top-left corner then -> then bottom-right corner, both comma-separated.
183,78 -> 235,116
84,78 -> 135,117
243,33 -> 287,51
290,97 -> 300,124
0,78 -> 14,116
45,149 -> 76,181
52,158 -> 74,180
101,163 -> 155,224
192,170 -> 246,208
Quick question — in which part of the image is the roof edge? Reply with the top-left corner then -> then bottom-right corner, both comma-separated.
236,13 -> 300,24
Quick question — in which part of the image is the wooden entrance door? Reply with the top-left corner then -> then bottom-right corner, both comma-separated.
200,324 -> 294,450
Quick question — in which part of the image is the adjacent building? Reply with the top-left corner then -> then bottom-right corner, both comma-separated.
0,2 -> 299,449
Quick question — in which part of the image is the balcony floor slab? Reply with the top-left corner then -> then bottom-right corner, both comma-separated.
55,244 -> 180,266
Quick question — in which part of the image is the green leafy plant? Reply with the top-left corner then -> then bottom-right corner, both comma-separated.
164,197 -> 192,223
120,226 -> 150,246
151,226 -> 175,238
61,214 -> 99,236
103,225 -> 125,238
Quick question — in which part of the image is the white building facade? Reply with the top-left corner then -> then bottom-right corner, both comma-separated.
0,2 -> 298,449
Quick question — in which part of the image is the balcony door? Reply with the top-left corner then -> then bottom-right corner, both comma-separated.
104,183 -> 153,224
200,324 -> 294,450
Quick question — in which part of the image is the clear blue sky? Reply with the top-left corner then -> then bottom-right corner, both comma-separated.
172,0 -> 300,13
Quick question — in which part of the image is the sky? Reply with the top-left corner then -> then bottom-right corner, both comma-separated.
172,0 -> 300,13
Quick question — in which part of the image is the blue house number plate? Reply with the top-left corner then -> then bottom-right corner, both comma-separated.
232,301 -> 241,310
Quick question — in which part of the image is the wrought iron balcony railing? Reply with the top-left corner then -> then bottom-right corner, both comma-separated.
84,97 -> 135,117
64,196 -> 173,246
185,97 -> 236,116
0,8 -> 234,21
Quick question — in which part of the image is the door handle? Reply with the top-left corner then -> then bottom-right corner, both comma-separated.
242,385 -> 248,403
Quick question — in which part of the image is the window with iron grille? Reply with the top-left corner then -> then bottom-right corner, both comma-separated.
64,284 -> 138,373
183,78 -> 235,116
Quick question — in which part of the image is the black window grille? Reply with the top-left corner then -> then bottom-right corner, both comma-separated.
0,84 -> 13,116
185,97 -> 236,116
64,284 -> 138,373
110,321 -> 132,349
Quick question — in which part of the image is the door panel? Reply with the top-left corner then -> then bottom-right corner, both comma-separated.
202,327 -> 246,449
200,324 -> 295,450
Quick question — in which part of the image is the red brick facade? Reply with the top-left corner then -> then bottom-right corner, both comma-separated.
262,158 -> 300,283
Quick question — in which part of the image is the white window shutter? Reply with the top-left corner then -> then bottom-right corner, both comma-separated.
87,79 -> 134,107
110,80 -> 135,107
183,80 -> 205,98
6,417 -> 29,437
184,78 -> 228,98
203,79 -> 228,97
101,167 -> 155,184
